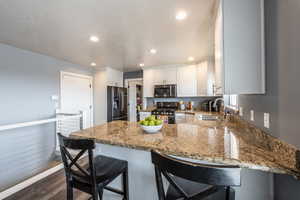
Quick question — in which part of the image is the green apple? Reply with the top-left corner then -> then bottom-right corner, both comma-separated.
155,120 -> 162,125
149,115 -> 156,121
149,120 -> 155,126
143,121 -> 149,126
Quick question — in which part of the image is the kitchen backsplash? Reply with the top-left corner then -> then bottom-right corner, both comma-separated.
145,96 -> 221,110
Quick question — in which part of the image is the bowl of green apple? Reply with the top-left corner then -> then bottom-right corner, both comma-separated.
139,115 -> 163,134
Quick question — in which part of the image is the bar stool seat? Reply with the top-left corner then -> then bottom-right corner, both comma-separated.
166,176 -> 223,200
93,155 -> 128,183
72,155 -> 127,185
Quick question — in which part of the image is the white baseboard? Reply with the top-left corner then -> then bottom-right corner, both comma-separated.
0,164 -> 64,200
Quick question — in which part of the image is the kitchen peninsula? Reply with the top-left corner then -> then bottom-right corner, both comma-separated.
71,114 -> 300,200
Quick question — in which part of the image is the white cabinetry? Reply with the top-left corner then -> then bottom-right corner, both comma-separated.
106,67 -> 123,87
215,0 -> 265,94
152,66 -> 177,85
143,66 -> 177,98
197,61 -> 215,96
177,65 -> 198,97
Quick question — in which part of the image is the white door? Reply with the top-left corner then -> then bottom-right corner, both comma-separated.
61,72 -> 93,129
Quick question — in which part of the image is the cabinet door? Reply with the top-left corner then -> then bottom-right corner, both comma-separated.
161,66 -> 177,84
151,68 -> 164,85
143,69 -> 154,97
222,0 -> 265,94
106,67 -> 123,87
197,62 -> 208,96
177,65 -> 198,97
197,61 -> 215,96
152,66 -> 177,85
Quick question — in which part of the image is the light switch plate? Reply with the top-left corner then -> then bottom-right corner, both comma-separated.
250,110 -> 254,121
264,113 -> 270,128
239,107 -> 243,116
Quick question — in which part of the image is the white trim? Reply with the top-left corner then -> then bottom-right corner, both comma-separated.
0,164 -> 64,199
0,115 -> 81,132
60,71 -> 94,127
260,0 -> 266,94
124,78 -> 143,88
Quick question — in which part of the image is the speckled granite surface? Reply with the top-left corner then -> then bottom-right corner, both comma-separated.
71,114 -> 300,177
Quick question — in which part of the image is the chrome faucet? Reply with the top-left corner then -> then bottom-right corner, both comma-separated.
213,98 -> 224,112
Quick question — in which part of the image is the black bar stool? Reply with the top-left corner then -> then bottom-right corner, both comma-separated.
151,150 -> 241,200
58,133 -> 129,200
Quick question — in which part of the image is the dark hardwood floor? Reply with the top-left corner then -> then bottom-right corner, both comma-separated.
4,167 -> 91,200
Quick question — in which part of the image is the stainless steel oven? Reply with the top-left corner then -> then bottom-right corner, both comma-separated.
154,84 -> 177,98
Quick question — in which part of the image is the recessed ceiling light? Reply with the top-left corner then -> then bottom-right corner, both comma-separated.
150,49 -> 157,54
139,63 -> 145,67
188,57 -> 195,61
176,11 -> 187,21
89,36 -> 99,42
90,62 -> 97,66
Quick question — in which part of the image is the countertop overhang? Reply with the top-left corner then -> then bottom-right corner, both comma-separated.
71,117 -> 300,177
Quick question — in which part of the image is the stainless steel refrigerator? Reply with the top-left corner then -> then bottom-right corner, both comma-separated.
107,86 -> 128,122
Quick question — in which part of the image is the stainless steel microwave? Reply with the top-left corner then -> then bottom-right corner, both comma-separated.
154,84 -> 177,98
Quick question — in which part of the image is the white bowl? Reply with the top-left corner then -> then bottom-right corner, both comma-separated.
140,124 -> 163,133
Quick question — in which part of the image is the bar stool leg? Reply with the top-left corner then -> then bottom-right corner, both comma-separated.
98,188 -> 103,200
122,168 -> 129,200
66,182 -> 73,200
226,186 -> 235,200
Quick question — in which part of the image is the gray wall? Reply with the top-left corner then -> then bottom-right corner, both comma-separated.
237,0 -> 300,199
0,43 -> 92,191
123,70 -> 143,80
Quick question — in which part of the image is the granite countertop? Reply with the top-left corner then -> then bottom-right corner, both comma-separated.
71,116 -> 300,177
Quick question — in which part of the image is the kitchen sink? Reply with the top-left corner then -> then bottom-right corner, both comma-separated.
197,114 -> 219,121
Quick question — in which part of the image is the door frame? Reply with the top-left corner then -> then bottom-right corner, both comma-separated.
60,71 -> 94,127
125,78 -> 143,121
124,78 -> 143,88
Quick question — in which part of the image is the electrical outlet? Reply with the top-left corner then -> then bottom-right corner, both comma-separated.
239,107 -> 243,116
250,110 -> 254,121
51,95 -> 59,101
264,113 -> 270,128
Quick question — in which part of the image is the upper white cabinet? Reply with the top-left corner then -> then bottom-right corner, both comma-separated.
106,67 -> 123,87
216,0 -> 265,94
152,66 -> 177,85
197,61 -> 215,96
143,66 -> 177,98
177,65 -> 198,97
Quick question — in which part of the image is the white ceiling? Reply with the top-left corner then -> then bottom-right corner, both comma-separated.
0,0 -> 217,72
